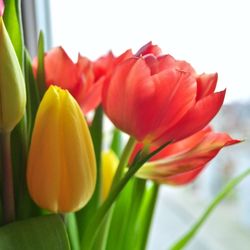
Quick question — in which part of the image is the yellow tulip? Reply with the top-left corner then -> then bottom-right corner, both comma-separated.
0,17 -> 26,133
101,150 -> 118,202
27,86 -> 96,213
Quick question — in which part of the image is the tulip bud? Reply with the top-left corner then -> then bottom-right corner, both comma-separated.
0,17 -> 26,133
27,86 -> 96,213
101,150 -> 118,201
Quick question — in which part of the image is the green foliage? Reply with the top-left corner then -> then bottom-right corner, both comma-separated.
0,215 -> 71,250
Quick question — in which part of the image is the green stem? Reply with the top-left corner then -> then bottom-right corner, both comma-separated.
170,168 -> 250,250
136,182 -> 159,250
111,136 -> 136,190
81,139 -> 172,250
0,132 -> 15,223
85,163 -> 144,249
121,178 -> 146,250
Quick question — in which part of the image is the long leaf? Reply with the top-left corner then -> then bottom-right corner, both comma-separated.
170,168 -> 250,250
134,182 -> 159,250
121,178 -> 146,250
3,0 -> 24,67
37,31 -> 46,98
0,215 -> 71,250
106,179 -> 135,250
23,49 -> 40,143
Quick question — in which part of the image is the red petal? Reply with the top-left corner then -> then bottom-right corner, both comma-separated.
154,90 -> 226,144
161,166 -> 205,185
80,78 -> 103,113
196,73 -> 218,100
44,47 -> 79,90
142,70 -> 197,142
103,58 -> 151,136
135,41 -> 162,57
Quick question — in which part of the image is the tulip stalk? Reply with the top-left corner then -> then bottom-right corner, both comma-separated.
110,136 -> 136,190
0,132 -> 15,223
81,140 -> 171,250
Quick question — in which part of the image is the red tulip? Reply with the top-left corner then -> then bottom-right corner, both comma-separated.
102,44 -> 225,145
132,127 -> 240,185
0,0 -> 4,16
33,47 -> 102,114
93,42 -> 161,82
93,50 -> 133,82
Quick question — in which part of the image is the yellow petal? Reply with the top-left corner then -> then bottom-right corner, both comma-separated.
27,86 -> 96,213
101,150 -> 118,202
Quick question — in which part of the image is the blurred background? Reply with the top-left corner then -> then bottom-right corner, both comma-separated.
21,0 -> 250,249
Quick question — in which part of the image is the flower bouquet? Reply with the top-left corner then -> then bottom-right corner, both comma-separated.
0,1 -> 248,250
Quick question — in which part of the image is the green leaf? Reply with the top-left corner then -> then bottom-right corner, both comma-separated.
3,0 -> 24,67
170,168 -> 250,250
23,49 -> 40,144
106,179 -> 135,250
0,215 -> 71,250
121,178 -> 146,250
81,140 -> 171,250
37,31 -> 46,98
134,182 -> 159,250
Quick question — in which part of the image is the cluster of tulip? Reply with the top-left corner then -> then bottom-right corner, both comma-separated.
0,1 -> 244,250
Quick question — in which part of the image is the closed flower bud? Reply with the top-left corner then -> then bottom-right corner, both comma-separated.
27,86 -> 96,213
101,150 -> 118,202
0,17 -> 26,133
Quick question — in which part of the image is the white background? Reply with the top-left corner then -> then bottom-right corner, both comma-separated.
50,0 -> 250,104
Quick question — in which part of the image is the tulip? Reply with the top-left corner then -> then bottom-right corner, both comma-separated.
27,86 -> 96,213
33,47 -> 102,114
94,42 -> 160,82
0,0 -> 4,16
101,150 -> 118,201
132,127 -> 240,185
102,43 -> 225,145
0,17 -> 26,133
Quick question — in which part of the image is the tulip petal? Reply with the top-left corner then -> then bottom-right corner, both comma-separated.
135,41 -> 162,57
160,166 -> 204,185
44,47 -> 80,90
154,90 -> 226,144
135,127 -> 240,185
196,73 -> 218,100
27,86 -> 96,213
103,58 -> 151,135
141,70 -> 196,142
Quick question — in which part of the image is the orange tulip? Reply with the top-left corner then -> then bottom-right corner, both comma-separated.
102,43 -> 225,145
27,86 -> 96,213
132,127 -> 240,185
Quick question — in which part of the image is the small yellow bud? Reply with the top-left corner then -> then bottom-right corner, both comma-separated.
0,17 -> 26,133
101,150 -> 118,202
27,86 -> 96,213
